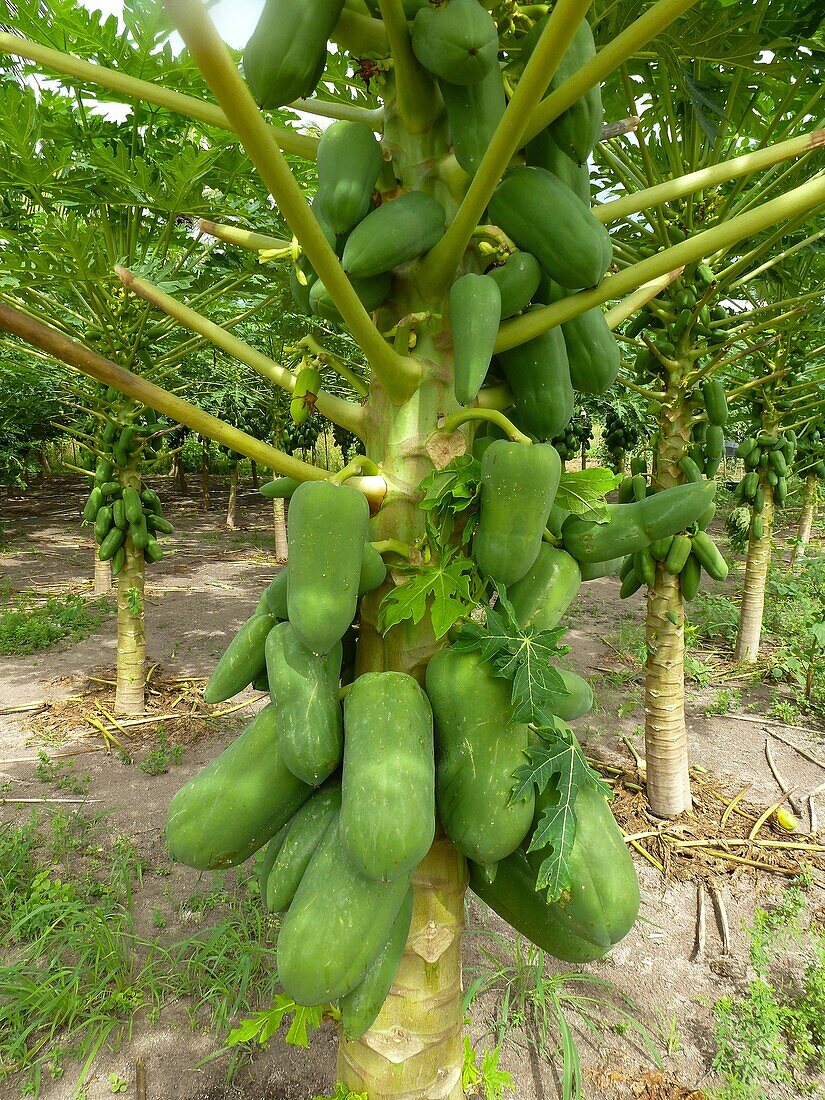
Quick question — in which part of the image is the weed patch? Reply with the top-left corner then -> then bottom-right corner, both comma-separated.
0,593 -> 113,655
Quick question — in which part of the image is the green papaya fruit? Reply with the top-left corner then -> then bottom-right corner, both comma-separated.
450,273 -> 502,405
276,815 -> 411,1005
309,271 -> 392,322
439,65 -> 505,176
166,703 -> 312,870
561,308 -> 621,394
243,0 -> 344,107
486,252 -> 542,319
524,129 -> 590,205
488,168 -> 612,289
203,612 -> 278,704
427,648 -> 534,864
314,120 -> 383,235
411,0 -> 499,85
507,545 -> 581,632
473,440 -> 561,586
266,622 -> 343,786
497,320 -> 574,440
341,192 -> 446,278
265,783 -> 342,912
287,481 -> 370,655
340,672 -> 435,882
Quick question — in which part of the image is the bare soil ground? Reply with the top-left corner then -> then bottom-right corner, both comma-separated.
1,476 -> 823,1100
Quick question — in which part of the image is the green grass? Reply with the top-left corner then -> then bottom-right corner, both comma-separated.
0,593 -> 113,655
711,880 -> 825,1100
0,809 -> 282,1098
464,924 -> 660,1100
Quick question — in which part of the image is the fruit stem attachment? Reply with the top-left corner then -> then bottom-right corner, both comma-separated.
441,408 -> 531,445
331,458 -> 383,485
296,335 -> 370,397
197,219 -> 290,252
372,539 -> 412,559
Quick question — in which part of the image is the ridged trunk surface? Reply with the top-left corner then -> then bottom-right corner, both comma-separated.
93,552 -> 111,595
790,474 -> 817,568
226,462 -> 239,528
273,498 -> 288,561
644,383 -> 692,817
114,467 -> 146,715
735,481 -> 774,663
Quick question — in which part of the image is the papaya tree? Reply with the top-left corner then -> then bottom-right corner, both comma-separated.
0,41 -> 288,711
595,16 -> 825,814
4,0 -> 825,1094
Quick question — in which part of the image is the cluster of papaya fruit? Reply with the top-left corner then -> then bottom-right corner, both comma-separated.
796,425 -> 825,482
166,453 -> 723,1022
80,415 -> 172,573
551,413 -> 593,464
734,430 -> 796,538
628,264 -> 731,384
245,0 -> 620,436
603,408 -> 643,470
686,377 -> 728,480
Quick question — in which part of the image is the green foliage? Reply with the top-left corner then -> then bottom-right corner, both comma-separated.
0,593 -> 113,655
462,1037 -> 515,1100
554,467 -> 621,523
378,548 -> 482,640
225,997 -> 326,1051
712,882 -> 825,1099
464,932 -> 660,1100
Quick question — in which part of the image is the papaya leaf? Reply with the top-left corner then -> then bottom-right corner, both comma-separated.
554,468 -> 621,523
454,590 -> 570,726
378,550 -> 480,640
285,1004 -> 325,1047
418,455 -> 481,549
226,998 -> 325,1050
525,743 -> 592,901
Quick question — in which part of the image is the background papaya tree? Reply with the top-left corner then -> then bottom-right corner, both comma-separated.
592,11 -> 825,814
0,36 -> 297,712
3,0 -> 825,1095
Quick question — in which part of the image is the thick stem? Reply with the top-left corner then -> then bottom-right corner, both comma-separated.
735,482 -> 775,663
226,462 -> 239,529
273,499 -> 288,562
114,467 -> 146,716
337,837 -> 467,1099
790,474 -> 817,569
644,386 -> 692,817
93,552 -> 111,595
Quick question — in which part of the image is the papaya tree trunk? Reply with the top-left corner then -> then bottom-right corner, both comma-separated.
115,467 -> 146,715
250,459 -> 259,490
644,383 -> 692,817
337,302 -> 466,1094
226,461 -> 239,529
172,457 -> 188,495
273,498 -> 288,562
790,473 -> 817,568
93,551 -> 111,595
200,442 -> 210,511
735,480 -> 774,663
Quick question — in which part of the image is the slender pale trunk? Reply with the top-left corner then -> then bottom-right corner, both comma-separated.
336,199 -> 466,1094
93,552 -> 111,595
114,466 -> 146,715
790,474 -> 817,568
735,480 -> 774,663
226,462 -> 239,528
200,444 -> 210,511
172,457 -> 188,495
644,382 -> 692,817
250,459 -> 259,490
273,499 -> 288,561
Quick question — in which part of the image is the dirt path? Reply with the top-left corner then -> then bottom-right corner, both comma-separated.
1,478 -> 822,1100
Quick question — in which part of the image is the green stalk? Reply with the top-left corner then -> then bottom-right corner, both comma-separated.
728,226 -> 825,290
418,0 -> 594,294
376,0 -> 440,132
0,32 -> 319,161
604,269 -> 685,330
289,98 -> 383,129
115,267 -> 365,437
441,408 -> 531,444
197,219 -> 290,252
494,173 -> 825,353
162,0 -> 421,404
522,0 -> 701,144
598,130 -> 825,225
0,302 -> 331,483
